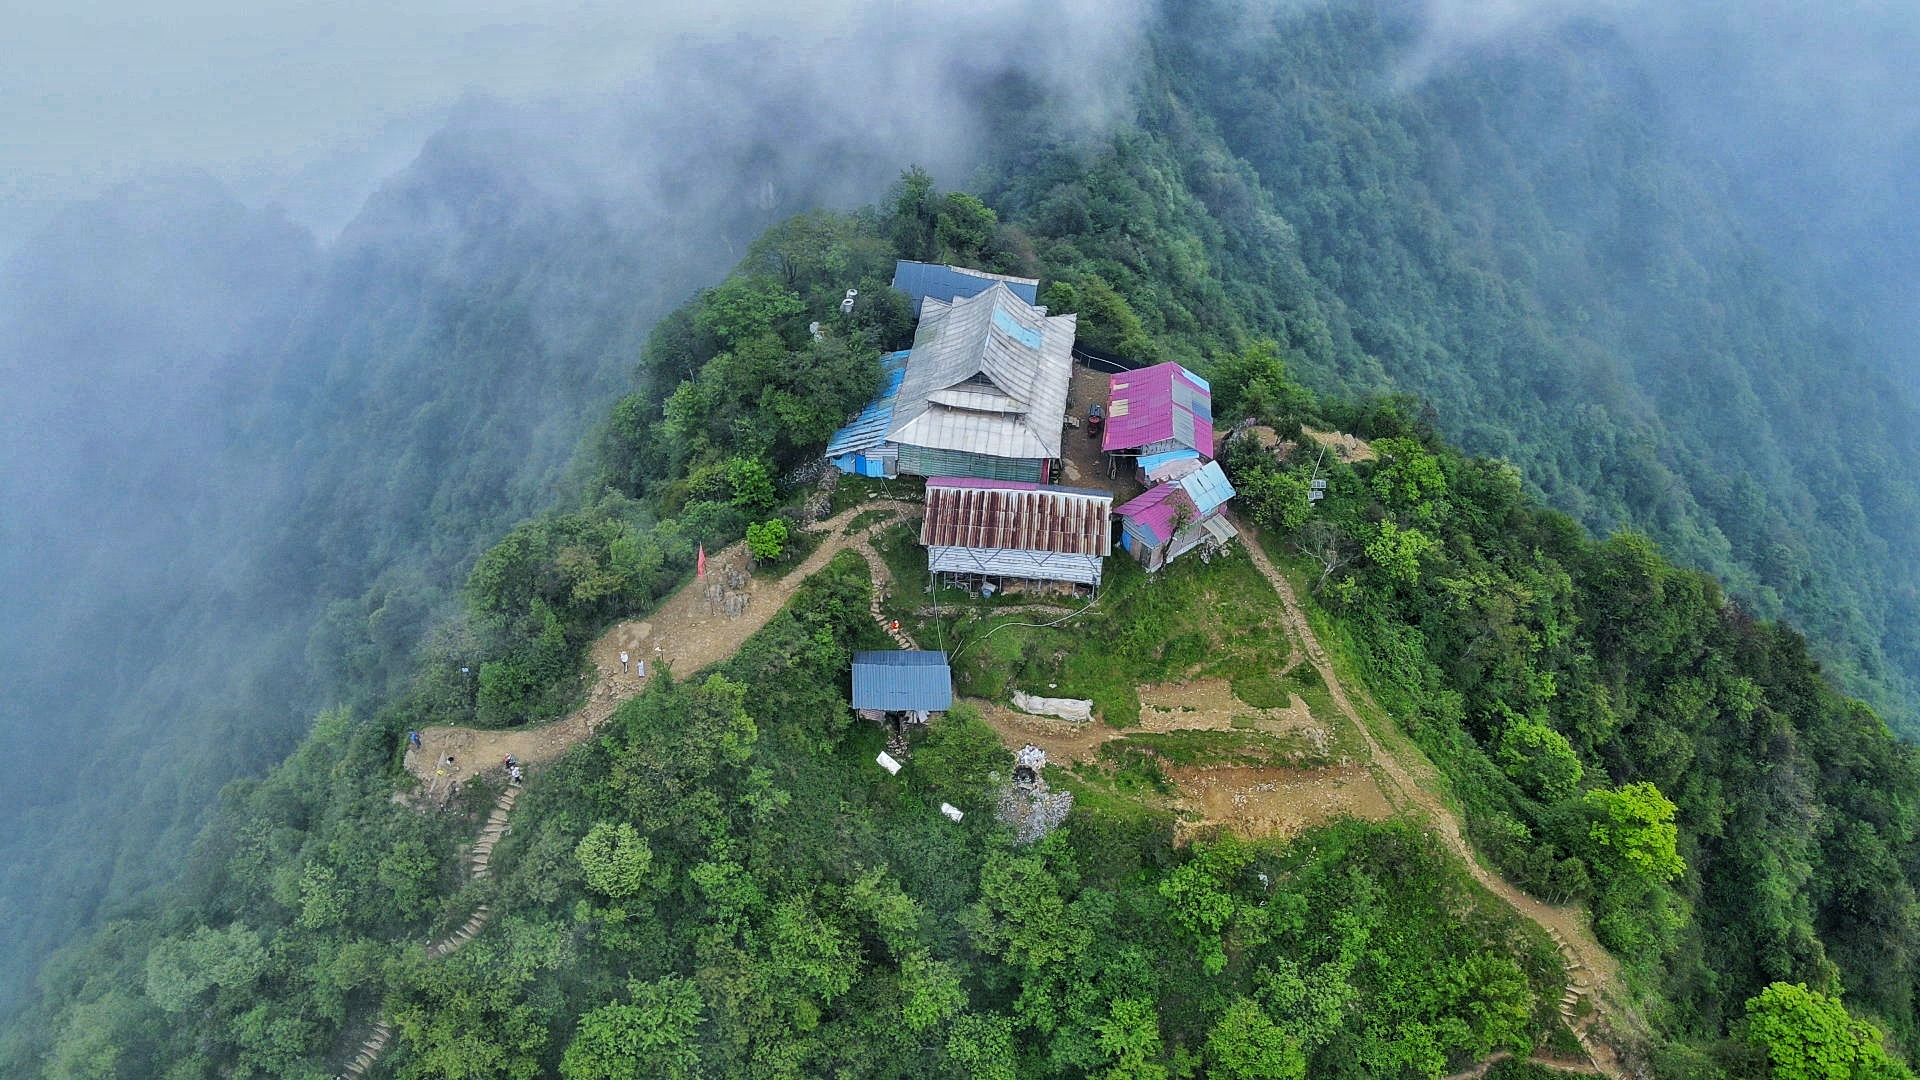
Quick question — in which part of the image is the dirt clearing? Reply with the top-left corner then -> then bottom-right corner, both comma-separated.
973,673 -> 1380,838
1170,764 -> 1393,840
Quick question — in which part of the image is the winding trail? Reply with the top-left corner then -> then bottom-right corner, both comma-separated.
404,500 -> 918,789
341,495 -> 1640,1077
338,782 -> 521,1078
1228,513 -> 1641,1078
338,499 -> 916,1078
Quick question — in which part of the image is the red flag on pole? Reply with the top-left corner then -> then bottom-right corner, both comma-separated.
697,545 -> 707,579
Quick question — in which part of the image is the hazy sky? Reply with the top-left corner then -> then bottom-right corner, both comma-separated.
4,0 -> 1915,275
0,0 -> 1149,255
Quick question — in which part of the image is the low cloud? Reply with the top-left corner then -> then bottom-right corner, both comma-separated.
0,0 -> 1152,252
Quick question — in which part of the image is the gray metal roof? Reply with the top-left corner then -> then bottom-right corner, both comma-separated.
929,546 -> 1103,586
892,260 -> 1040,316
851,650 -> 953,712
885,283 -> 1075,461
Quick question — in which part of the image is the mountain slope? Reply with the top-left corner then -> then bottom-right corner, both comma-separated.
1139,1 -> 1920,726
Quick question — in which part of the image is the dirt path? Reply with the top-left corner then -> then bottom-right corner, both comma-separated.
1226,513 -> 1641,1077
405,501 -> 916,790
350,499 -> 920,1078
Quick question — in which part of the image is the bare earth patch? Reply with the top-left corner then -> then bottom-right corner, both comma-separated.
1302,426 -> 1377,463
1170,764 -> 1393,840
973,675 -> 1379,838
1138,678 -> 1316,735
973,698 -> 1121,762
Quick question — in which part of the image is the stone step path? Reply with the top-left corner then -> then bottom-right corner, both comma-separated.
337,1017 -> 393,1080
858,534 -> 919,651
1544,924 -> 1610,1069
335,781 -> 521,1078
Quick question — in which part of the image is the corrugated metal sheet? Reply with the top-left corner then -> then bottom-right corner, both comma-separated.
825,350 -> 911,458
1137,448 -> 1203,485
1181,461 -> 1236,516
1113,483 -> 1190,547
921,479 -> 1112,556
1115,462 -> 1235,546
852,650 -> 953,712
929,546 -> 1103,586
886,284 -> 1075,462
1102,362 -> 1215,455
892,260 -> 1040,316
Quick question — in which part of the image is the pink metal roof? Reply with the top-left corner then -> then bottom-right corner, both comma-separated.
1102,362 -> 1214,454
1113,483 -> 1198,546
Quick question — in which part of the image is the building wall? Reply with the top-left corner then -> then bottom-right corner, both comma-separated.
928,545 -> 1102,587
898,445 -> 1045,483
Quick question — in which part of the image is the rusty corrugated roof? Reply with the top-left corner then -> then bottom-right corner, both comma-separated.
920,480 -> 1112,556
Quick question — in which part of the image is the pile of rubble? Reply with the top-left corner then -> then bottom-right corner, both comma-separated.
997,744 -> 1074,844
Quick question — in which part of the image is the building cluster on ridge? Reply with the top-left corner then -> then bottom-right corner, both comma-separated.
831,262 -> 1241,834
826,259 -> 1239,595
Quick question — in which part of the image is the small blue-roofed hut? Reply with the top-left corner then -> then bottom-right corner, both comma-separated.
852,650 -> 953,724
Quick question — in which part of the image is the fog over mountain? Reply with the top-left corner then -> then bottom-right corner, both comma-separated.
1410,0 -> 1920,391
0,0 -> 1154,1019
4,0 -> 1920,1043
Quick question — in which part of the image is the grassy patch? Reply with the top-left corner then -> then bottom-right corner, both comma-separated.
1076,745 -> 1174,795
1230,671 -> 1292,709
923,535 -> 1300,732
1113,728 -> 1333,767
828,474 -> 923,516
842,507 -> 897,535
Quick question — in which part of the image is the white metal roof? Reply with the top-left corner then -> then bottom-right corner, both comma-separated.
885,283 -> 1075,461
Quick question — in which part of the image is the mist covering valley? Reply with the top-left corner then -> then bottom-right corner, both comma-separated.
6,0 -> 1920,1075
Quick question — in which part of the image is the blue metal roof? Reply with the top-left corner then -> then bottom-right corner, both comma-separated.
892,260 -> 1039,315
824,351 -> 910,458
852,650 -> 953,712
1137,448 -> 1202,473
1180,460 -> 1236,517
991,305 -> 1044,350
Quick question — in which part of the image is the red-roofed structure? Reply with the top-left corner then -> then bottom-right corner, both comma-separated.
920,478 -> 1113,589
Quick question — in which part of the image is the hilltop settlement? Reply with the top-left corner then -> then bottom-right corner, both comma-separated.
827,260 -> 1240,593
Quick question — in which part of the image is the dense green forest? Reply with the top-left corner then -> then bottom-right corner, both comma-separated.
977,1 -> 1920,733
11,1 -> 1920,1076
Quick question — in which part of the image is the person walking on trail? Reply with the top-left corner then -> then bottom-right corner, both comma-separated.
619,650 -> 630,674
509,765 -> 523,785
408,730 -> 422,750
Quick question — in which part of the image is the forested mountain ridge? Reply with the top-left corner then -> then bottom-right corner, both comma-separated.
8,177 -> 1919,1077
7,1 -> 1920,1076
992,0 -> 1920,731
